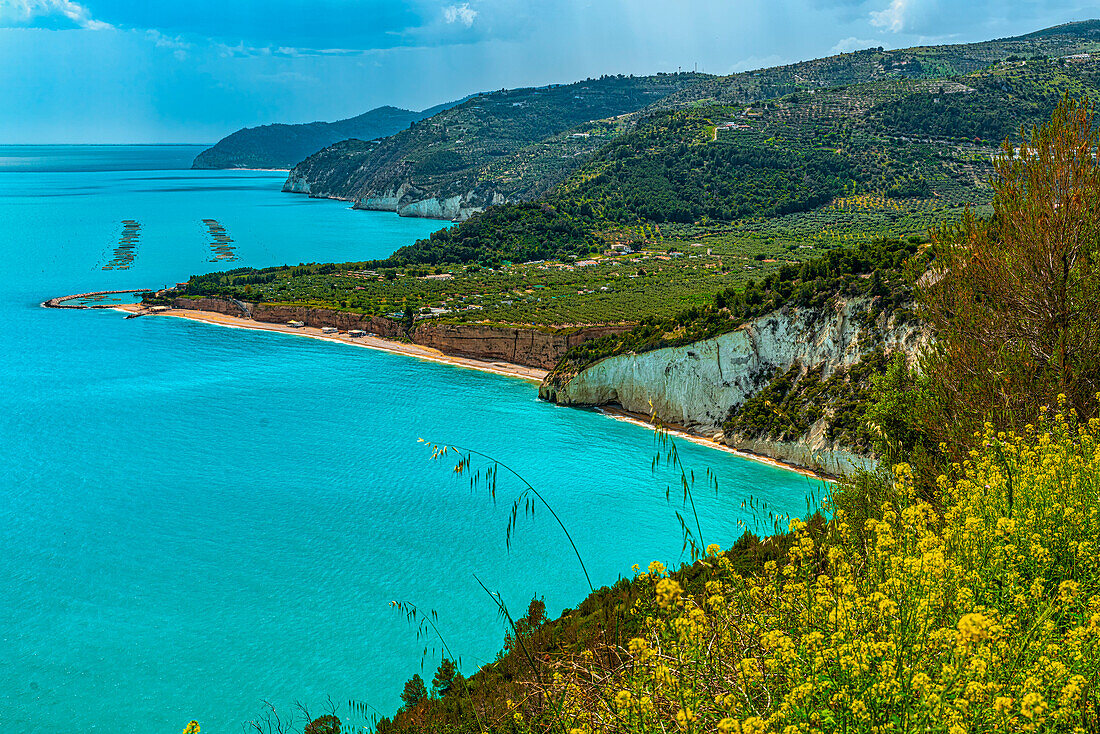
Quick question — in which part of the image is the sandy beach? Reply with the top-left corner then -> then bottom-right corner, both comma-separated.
596,405 -> 834,482
115,304 -> 828,480
115,304 -> 549,382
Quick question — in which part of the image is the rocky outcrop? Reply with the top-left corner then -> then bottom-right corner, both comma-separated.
174,297 -> 403,336
540,298 -> 925,475
352,184 -> 507,221
45,289 -> 151,309
283,175 -> 312,195
171,297 -> 629,369
734,431 -> 876,478
413,322 -> 632,370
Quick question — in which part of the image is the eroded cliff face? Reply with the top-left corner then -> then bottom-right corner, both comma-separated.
283,175 -> 311,195
539,298 -> 924,475
280,137 -> 514,222
413,322 -> 631,370
352,184 -> 508,222
172,297 -> 629,370
173,297 -> 404,336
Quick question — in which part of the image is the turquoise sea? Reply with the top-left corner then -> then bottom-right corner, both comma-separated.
0,146 -> 823,733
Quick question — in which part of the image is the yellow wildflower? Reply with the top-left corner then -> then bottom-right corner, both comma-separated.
655,577 -> 682,608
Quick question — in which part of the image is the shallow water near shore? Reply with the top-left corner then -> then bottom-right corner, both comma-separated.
0,146 -> 822,733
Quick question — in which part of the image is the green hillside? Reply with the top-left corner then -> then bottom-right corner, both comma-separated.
173,26 -> 1100,336
282,73 -> 712,209
191,101 -> 460,170
656,20 -> 1100,108
386,56 -> 1100,268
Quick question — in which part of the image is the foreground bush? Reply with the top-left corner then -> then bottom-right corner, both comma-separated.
546,407 -> 1100,733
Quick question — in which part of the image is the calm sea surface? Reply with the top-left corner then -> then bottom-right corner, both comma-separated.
0,146 -> 823,733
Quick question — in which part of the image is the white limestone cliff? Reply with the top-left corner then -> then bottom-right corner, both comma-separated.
540,298 -> 925,475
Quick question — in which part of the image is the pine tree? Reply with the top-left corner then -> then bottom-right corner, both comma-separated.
399,674 -> 427,710
431,658 -> 457,698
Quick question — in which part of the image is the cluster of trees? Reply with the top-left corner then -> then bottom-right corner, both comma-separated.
376,598 -> 552,734
872,63 -> 1084,142
414,149 -> 466,176
174,261 -> 375,301
388,203 -> 599,266
556,110 -> 858,223
880,95 -> 1100,479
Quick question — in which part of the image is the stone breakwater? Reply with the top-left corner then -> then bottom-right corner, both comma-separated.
173,297 -> 631,370
43,290 -> 152,309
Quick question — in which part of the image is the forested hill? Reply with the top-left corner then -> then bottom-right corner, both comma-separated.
653,20 -> 1100,109
389,52 -> 1100,266
280,73 -> 712,217
191,100 -> 461,170
281,23 -> 1100,221
176,22 -> 1100,336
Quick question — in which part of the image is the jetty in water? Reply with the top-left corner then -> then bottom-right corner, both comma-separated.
43,289 -> 152,309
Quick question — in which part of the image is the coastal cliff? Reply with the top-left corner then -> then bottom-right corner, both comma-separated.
172,297 -> 629,370
282,156 -> 513,222
354,185 -> 508,221
539,298 -> 924,475
413,322 -> 630,368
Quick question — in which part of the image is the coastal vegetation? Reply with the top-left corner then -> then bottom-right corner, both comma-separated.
255,95 -> 1100,734
172,41 -> 1100,342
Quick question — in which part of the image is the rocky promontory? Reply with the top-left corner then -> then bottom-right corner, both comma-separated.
540,298 -> 925,475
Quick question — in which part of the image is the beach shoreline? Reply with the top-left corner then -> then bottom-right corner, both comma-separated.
114,304 -> 831,480
594,406 -> 834,483
114,304 -> 549,382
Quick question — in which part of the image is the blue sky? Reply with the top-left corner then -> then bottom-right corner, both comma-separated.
1,0 -> 1097,143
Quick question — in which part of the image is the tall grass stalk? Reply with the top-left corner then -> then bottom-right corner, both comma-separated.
421,439 -> 595,592
389,600 -> 485,732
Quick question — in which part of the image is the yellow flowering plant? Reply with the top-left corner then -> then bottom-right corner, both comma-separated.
548,413 -> 1099,733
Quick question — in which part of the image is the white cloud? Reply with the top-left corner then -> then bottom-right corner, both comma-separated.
214,40 -> 363,59
146,29 -> 189,51
727,54 -> 787,74
0,0 -> 111,30
830,36 -> 883,53
145,29 -> 191,59
442,3 -> 477,28
870,0 -> 909,33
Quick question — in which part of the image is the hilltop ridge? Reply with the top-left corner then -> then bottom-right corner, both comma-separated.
282,22 -> 1100,222
281,73 -> 713,220
190,100 -> 462,170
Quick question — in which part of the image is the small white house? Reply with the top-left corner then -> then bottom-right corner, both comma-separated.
321,326 -> 337,334
287,320 -> 305,328
349,329 -> 366,338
